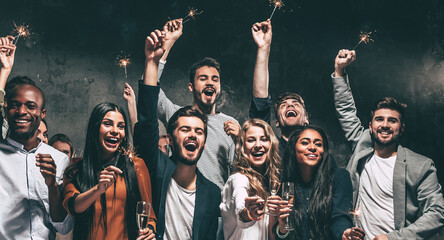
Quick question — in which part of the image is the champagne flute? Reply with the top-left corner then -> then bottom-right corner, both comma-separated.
136,201 -> 152,230
282,182 -> 295,231
265,179 -> 281,215
72,148 -> 83,164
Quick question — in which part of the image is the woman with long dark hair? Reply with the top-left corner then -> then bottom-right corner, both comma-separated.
63,102 -> 156,240
274,125 -> 364,240
220,119 -> 281,239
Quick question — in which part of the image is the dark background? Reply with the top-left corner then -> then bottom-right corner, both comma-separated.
2,0 -> 443,185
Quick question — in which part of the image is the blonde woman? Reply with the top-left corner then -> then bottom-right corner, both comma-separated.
220,118 -> 281,240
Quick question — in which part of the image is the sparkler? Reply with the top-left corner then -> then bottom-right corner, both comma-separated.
349,208 -> 361,228
182,7 -> 203,24
121,144 -> 138,162
116,53 -> 131,79
269,0 -> 284,20
12,22 -> 31,45
352,31 -> 375,50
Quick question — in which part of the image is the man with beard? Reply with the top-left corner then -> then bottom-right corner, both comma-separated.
150,19 -> 239,189
331,49 -> 444,240
249,19 -> 309,156
133,29 -> 221,240
0,76 -> 72,239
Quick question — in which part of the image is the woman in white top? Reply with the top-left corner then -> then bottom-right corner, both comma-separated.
220,119 -> 281,240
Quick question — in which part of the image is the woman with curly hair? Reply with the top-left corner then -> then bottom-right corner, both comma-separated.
220,118 -> 281,239
274,125 -> 364,240
62,102 -> 157,240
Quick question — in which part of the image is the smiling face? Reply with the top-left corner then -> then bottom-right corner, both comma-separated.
188,66 -> 221,112
295,129 -> 324,168
170,116 -> 206,166
244,126 -> 271,168
276,98 -> 308,129
6,85 -> 46,141
99,111 -> 126,160
52,140 -> 72,159
369,108 -> 404,147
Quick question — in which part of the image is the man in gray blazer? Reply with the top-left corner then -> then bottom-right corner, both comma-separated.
331,49 -> 444,240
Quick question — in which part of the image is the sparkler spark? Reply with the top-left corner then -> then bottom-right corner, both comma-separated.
120,144 -> 138,162
352,30 -> 375,50
182,7 -> 203,24
269,0 -> 285,20
116,53 -> 131,79
12,22 -> 31,45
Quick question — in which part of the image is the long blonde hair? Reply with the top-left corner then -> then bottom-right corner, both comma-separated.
233,119 -> 281,200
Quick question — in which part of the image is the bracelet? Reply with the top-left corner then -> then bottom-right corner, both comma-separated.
247,209 -> 264,221
276,225 -> 289,239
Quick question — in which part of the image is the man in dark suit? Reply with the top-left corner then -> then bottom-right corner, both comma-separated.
134,29 -> 220,240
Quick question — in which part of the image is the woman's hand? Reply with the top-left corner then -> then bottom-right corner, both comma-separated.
267,195 -> 281,216
245,196 -> 265,220
342,227 -> 365,240
276,199 -> 292,233
97,166 -> 122,193
137,228 -> 156,240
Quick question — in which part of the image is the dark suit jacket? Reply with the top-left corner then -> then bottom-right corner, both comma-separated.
134,83 -> 221,240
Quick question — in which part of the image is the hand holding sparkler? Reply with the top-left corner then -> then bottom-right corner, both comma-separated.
252,19 -> 272,50
0,36 -> 16,72
342,227 -> 365,240
161,18 -> 183,62
334,49 -> 356,77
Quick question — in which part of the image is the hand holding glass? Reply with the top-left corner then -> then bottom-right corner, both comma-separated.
282,182 -> 295,231
136,201 -> 152,230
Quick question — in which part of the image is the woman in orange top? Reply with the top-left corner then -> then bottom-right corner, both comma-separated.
63,102 -> 156,240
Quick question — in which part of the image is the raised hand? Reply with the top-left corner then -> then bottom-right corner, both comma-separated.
123,82 -> 136,103
334,49 -> 356,77
145,30 -> 165,63
36,154 -> 58,187
224,120 -> 240,142
245,196 -> 265,220
163,18 -> 183,51
97,166 -> 123,193
137,228 -> 156,240
0,36 -> 16,71
342,227 -> 366,240
252,19 -> 272,50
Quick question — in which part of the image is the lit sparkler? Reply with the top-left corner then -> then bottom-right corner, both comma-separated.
121,144 -> 138,162
352,30 -> 375,50
12,22 -> 31,45
116,53 -> 131,79
269,0 -> 285,20
182,7 -> 203,24
349,208 -> 361,228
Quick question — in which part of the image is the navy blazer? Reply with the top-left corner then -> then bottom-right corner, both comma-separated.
134,83 -> 221,240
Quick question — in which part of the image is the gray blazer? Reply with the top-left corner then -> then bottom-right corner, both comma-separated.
331,73 -> 444,239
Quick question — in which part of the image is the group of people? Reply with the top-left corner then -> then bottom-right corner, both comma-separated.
0,17 -> 443,240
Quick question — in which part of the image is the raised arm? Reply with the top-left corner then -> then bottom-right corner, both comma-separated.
160,18 -> 183,62
0,36 -> 16,104
331,49 -> 364,150
249,20 -> 272,123
123,83 -> 138,134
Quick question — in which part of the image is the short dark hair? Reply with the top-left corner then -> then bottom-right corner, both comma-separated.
370,97 -> 407,124
49,133 -> 73,155
189,57 -> 221,84
5,76 -> 46,109
274,92 -> 307,119
167,106 -> 208,138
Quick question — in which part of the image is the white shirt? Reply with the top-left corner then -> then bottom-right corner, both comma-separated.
357,154 -> 397,240
164,178 -> 196,240
220,173 -> 269,240
0,138 -> 72,240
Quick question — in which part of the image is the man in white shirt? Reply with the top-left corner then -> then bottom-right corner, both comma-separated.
331,49 -> 444,240
0,77 -> 71,239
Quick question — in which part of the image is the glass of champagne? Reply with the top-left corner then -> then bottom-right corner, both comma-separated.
282,182 -> 295,231
136,201 -> 152,231
265,179 -> 281,215
72,148 -> 83,164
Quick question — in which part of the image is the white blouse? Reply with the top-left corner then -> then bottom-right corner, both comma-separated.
220,173 -> 269,240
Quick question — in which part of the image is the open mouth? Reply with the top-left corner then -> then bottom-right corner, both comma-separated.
203,87 -> 215,96
105,137 -> 119,145
378,130 -> 392,136
285,110 -> 298,118
305,153 -> 318,159
184,140 -> 198,152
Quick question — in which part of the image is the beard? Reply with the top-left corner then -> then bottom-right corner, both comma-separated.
171,138 -> 205,166
370,129 -> 400,147
192,87 -> 220,111
9,117 -> 40,140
